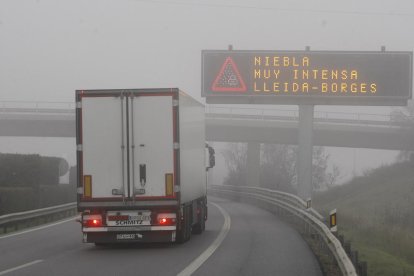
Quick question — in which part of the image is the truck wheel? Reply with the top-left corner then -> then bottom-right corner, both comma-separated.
177,206 -> 191,243
192,205 -> 205,234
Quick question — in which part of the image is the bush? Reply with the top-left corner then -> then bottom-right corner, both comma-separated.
0,153 -> 61,188
0,153 -> 76,215
0,187 -> 37,215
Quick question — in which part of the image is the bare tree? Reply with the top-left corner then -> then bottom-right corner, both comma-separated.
326,164 -> 342,188
260,144 -> 297,193
312,146 -> 329,191
391,100 -> 414,161
221,143 -> 247,186
222,143 -> 336,193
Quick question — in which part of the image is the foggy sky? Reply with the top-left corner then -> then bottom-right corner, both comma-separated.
1,0 -> 412,183
1,0 -> 413,106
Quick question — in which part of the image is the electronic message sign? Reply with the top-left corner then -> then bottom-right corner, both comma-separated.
202,50 -> 413,105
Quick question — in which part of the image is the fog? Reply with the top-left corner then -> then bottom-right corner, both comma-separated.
0,0 -> 413,182
1,2 -> 414,273
1,0 -> 413,102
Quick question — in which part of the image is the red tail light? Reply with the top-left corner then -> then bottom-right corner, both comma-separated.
83,214 -> 103,227
157,213 -> 176,226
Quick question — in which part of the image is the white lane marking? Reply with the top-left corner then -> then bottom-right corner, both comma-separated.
177,202 -> 231,276
0,260 -> 43,275
0,216 -> 78,240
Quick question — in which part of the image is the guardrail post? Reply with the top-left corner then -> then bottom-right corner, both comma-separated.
338,234 -> 344,246
344,241 -> 351,255
359,261 -> 368,276
351,250 -> 359,267
306,198 -> 312,209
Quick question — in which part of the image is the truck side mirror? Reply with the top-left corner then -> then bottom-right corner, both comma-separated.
206,144 -> 215,170
209,148 -> 215,168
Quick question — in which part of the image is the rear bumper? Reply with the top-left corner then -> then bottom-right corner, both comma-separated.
83,226 -> 176,232
84,230 -> 176,243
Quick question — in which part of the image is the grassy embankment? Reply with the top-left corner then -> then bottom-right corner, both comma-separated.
314,161 -> 414,276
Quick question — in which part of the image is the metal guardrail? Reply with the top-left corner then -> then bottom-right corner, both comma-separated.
208,185 -> 357,276
226,185 -> 324,221
0,202 -> 77,234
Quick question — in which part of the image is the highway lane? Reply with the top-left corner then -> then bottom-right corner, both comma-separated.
195,197 -> 322,276
0,197 -> 322,276
0,205 -> 224,276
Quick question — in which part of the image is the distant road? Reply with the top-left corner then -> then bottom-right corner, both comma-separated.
0,197 -> 321,276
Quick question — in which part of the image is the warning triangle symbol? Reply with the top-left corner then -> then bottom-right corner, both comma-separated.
211,57 -> 247,92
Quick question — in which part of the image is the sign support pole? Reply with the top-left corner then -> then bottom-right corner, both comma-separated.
297,104 -> 314,200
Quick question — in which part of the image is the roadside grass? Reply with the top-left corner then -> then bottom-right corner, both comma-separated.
357,246 -> 414,276
340,225 -> 414,276
314,161 -> 414,275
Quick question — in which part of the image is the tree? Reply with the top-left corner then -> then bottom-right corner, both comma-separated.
312,146 -> 329,191
391,100 -> 414,161
260,144 -> 297,193
221,143 -> 247,186
326,164 -> 342,188
222,143 -> 336,193
0,153 -> 61,188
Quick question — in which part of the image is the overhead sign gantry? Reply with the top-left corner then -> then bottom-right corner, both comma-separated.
202,50 -> 413,106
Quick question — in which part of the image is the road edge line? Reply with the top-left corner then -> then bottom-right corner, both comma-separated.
177,202 -> 231,276
0,260 -> 43,275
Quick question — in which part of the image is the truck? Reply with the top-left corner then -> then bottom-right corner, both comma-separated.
76,88 -> 214,244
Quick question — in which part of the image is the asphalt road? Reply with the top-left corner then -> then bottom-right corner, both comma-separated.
0,197 -> 322,276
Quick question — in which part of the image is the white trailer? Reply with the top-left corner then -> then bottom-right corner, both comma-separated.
76,88 -> 213,243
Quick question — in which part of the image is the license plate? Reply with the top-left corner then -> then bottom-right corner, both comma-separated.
116,233 -> 143,240
107,211 -> 151,226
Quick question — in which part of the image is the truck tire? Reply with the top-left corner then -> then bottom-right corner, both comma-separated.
177,206 -> 191,243
192,205 -> 205,234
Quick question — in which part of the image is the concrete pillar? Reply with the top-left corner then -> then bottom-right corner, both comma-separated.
246,142 -> 260,187
297,105 -> 314,200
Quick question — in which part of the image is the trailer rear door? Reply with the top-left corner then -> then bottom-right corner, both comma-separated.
130,95 -> 175,198
79,92 -> 176,201
81,96 -> 126,199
